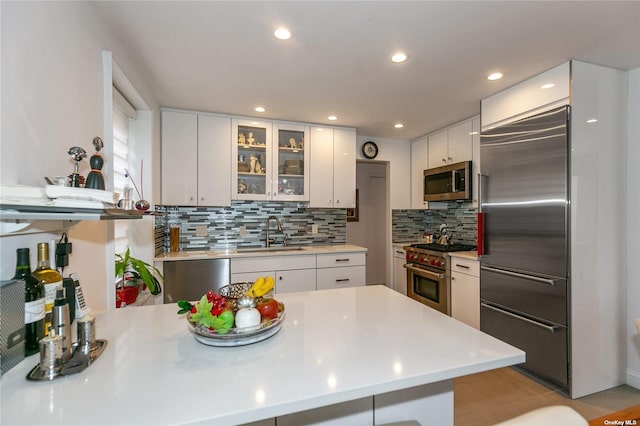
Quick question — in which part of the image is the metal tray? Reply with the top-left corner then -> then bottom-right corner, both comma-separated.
188,310 -> 285,347
26,339 -> 108,381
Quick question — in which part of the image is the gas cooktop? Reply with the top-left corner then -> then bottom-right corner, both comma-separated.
408,243 -> 477,253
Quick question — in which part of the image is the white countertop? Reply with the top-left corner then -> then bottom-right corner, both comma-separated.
155,244 -> 367,262
0,286 -> 523,425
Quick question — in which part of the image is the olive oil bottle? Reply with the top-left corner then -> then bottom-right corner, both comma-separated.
33,242 -> 63,335
13,248 -> 45,356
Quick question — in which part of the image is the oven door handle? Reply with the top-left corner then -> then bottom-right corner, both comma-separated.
403,264 -> 446,280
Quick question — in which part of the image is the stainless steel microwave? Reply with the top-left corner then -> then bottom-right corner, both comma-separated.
423,160 -> 472,202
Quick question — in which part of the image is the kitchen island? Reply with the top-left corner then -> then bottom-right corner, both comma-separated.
0,285 -> 524,425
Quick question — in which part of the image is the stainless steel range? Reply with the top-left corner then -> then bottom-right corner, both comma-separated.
403,243 -> 476,315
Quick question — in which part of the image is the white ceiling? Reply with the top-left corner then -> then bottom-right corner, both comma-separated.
94,1 -> 640,140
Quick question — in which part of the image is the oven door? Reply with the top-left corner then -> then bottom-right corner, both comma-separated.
404,263 -> 450,315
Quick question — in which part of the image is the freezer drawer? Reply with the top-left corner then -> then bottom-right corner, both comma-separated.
480,265 -> 567,325
481,302 -> 568,389
163,259 -> 230,303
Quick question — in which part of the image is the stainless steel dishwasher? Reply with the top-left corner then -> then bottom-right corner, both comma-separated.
163,259 -> 230,303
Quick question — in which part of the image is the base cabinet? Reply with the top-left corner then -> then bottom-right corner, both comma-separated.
230,251 -> 366,293
450,255 -> 479,329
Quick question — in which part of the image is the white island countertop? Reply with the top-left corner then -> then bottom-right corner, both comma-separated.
0,286 -> 524,425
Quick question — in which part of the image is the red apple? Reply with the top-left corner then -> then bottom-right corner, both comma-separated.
256,298 -> 279,320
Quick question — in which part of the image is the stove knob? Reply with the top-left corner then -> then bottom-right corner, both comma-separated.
419,257 -> 425,263
430,259 -> 436,266
436,260 -> 442,267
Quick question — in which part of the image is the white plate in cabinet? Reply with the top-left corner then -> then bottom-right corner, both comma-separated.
317,266 -> 365,290
316,252 -> 365,268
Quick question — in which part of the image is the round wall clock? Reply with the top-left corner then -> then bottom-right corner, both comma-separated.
362,141 -> 379,159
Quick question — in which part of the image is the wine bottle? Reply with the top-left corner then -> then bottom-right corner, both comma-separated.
33,242 -> 63,335
13,248 -> 45,356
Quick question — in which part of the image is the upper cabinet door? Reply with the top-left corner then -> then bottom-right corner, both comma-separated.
447,120 -> 473,163
333,127 -> 356,208
427,130 -> 448,169
161,111 -> 198,205
232,119 -> 272,201
198,114 -> 231,207
273,123 -> 309,202
309,127 -> 335,208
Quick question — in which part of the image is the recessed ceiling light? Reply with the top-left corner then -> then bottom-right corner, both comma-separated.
541,83 -> 555,89
586,118 -> 598,123
487,72 -> 503,81
391,52 -> 407,63
394,123 -> 404,129
274,28 -> 292,40
328,115 -> 338,121
255,106 -> 266,113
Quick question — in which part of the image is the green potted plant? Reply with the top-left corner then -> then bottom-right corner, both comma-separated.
115,248 -> 163,307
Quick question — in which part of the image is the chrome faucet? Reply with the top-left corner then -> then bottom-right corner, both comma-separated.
265,216 -> 283,247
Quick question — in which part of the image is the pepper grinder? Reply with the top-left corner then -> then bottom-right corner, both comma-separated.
85,137 -> 105,190
52,288 -> 73,363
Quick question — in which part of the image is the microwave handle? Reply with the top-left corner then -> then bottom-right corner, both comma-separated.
452,170 -> 457,192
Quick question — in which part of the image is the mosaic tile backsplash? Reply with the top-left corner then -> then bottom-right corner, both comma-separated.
392,201 -> 478,246
155,201 -> 347,254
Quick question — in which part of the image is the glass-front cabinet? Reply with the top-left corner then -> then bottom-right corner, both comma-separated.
232,119 -> 272,201
232,119 -> 309,201
273,122 -> 309,201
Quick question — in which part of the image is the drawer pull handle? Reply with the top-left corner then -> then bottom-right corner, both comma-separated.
481,303 -> 561,333
481,265 -> 556,286
335,258 -> 350,262
455,264 -> 470,269
336,278 -> 350,282
395,251 -> 404,255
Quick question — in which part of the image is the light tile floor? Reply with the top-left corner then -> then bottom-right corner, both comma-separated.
454,367 -> 640,426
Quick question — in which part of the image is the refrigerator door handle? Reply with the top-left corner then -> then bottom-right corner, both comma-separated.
477,173 -> 487,256
480,265 -> 556,286
481,303 -> 561,333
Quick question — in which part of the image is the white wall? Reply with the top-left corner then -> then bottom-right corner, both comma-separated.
355,136 -> 411,210
627,67 -> 640,389
0,2 -> 160,311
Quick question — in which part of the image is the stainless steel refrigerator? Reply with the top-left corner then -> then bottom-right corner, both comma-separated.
479,106 -> 570,391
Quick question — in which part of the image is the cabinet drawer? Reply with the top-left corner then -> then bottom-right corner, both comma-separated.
449,257 -> 479,277
231,255 -> 316,274
316,252 -> 365,268
317,266 -> 365,290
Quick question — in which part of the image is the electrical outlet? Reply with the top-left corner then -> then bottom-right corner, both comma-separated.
195,225 -> 208,237
311,224 -> 318,234
239,225 -> 247,236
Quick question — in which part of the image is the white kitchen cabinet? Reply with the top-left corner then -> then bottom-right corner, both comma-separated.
232,120 -> 310,201
309,126 -> 356,208
392,244 -> 407,295
316,252 -> 365,290
450,255 -> 479,329
161,111 -> 231,206
411,136 -> 428,209
231,269 -> 316,294
231,255 -> 317,294
232,118 -> 273,201
481,62 -> 570,130
427,120 -> 473,169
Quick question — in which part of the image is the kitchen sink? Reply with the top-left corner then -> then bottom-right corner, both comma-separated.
236,246 -> 306,253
